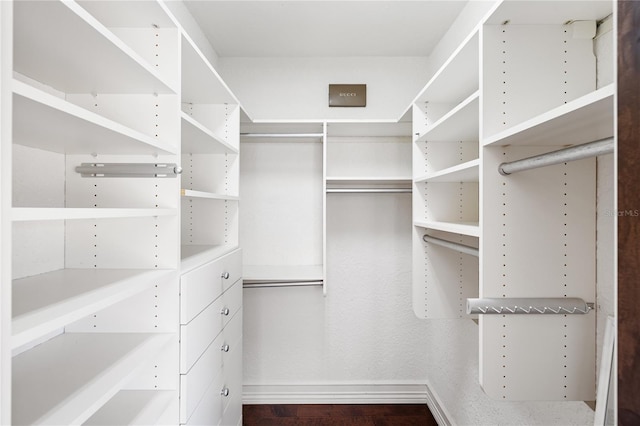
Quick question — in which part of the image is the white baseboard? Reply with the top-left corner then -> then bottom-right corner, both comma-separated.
424,378 -> 452,426
243,383 -> 430,405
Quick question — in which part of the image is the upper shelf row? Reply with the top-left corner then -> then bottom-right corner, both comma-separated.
14,0 -> 238,104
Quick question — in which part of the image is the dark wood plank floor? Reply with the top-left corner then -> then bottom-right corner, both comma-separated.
243,404 -> 438,426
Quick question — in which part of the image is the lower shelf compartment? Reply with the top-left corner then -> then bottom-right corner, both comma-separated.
12,332 -> 173,425
84,390 -> 176,425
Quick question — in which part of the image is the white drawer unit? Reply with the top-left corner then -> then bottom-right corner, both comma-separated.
180,248 -> 242,324
179,251 -> 242,425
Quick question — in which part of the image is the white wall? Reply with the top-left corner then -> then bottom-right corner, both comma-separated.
243,194 -> 431,400
218,56 -> 429,120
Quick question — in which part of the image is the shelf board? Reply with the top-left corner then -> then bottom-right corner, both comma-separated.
12,333 -> 172,425
181,189 -> 239,201
326,177 -> 412,185
414,220 -> 480,237
243,264 -> 324,283
12,269 -> 172,350
414,31 -> 479,105
415,159 -> 480,183
181,112 -> 238,154
14,0 -> 176,94
483,84 -> 614,147
326,121 -> 412,137
181,244 -> 239,274
181,35 -> 238,104
84,390 -> 175,425
486,0 -> 612,25
417,91 -> 479,143
12,208 -> 176,222
13,80 -> 177,155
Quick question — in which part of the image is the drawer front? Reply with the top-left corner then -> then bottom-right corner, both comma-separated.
180,296 -> 224,373
220,279 -> 242,329
180,332 -> 224,423
219,249 -> 242,293
181,249 -> 242,324
221,341 -> 243,422
222,308 -> 242,369
184,370 -> 225,426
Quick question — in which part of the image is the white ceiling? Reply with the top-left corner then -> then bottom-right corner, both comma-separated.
183,1 -> 468,57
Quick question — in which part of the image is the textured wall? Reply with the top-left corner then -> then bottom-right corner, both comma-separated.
218,56 -> 429,121
243,194 -> 431,389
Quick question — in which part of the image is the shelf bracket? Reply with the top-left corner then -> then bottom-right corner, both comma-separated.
76,163 -> 182,178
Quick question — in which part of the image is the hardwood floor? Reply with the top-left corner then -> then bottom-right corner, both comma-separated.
243,404 -> 438,425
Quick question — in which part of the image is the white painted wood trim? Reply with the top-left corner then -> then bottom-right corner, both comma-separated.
242,383 -> 429,405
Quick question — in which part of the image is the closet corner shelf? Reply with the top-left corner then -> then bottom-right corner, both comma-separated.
413,30 -> 479,105
180,34 -> 239,105
414,159 -> 479,183
181,244 -> 239,274
416,91 -> 480,144
12,207 -> 176,222
414,220 -> 480,237
14,0 -> 177,95
12,269 -> 173,350
181,112 -> 239,155
483,84 -> 614,147
12,332 -> 173,426
84,390 -> 175,426
13,79 -> 178,155
180,189 -> 239,201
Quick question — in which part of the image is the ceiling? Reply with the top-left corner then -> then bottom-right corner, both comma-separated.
183,1 -> 468,57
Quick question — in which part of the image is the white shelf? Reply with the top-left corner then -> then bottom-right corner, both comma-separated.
12,333 -> 172,425
417,91 -> 479,143
483,84 -> 614,147
326,177 -> 412,185
243,264 -> 324,283
181,189 -> 239,201
13,80 -> 177,155
181,35 -> 238,104
181,112 -> 238,155
415,159 -> 479,183
13,0 -> 176,94
326,121 -> 412,137
414,31 -> 479,104
12,269 -> 172,349
486,0 -> 613,25
181,244 -> 239,274
84,390 -> 175,426
12,208 -> 176,222
414,220 -> 480,237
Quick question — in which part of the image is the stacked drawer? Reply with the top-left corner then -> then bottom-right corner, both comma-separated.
180,249 -> 243,426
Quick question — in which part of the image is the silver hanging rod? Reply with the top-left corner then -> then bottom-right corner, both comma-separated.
467,297 -> 594,315
76,163 -> 182,178
423,235 -> 478,257
240,133 -> 324,138
243,280 -> 323,288
326,188 -> 412,193
498,137 -> 614,175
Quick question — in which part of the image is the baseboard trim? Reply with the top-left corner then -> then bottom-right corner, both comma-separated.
243,383 -> 430,405
424,378 -> 452,426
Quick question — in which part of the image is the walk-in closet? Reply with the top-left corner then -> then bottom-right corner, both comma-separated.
1,0 -> 636,424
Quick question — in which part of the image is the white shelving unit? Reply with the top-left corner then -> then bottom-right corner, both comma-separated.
179,33 -> 240,269
411,0 -> 615,406
3,0 -> 182,423
412,28 -> 480,321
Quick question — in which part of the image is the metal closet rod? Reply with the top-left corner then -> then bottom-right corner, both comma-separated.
498,137 -> 614,175
240,133 -> 324,138
326,188 -> 412,193
422,235 -> 478,257
467,297 -> 594,315
243,280 -> 323,288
